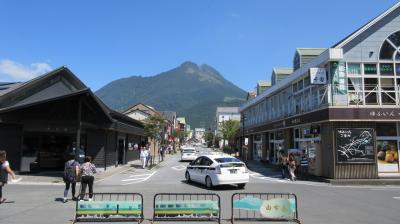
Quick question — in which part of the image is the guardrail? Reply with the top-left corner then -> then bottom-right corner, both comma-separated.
152,193 -> 221,223
74,193 -> 143,223
231,193 -> 300,223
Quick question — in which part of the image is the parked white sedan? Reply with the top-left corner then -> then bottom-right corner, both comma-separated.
181,147 -> 198,161
185,155 -> 249,189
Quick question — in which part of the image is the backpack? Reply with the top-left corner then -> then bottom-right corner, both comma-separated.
64,161 -> 77,183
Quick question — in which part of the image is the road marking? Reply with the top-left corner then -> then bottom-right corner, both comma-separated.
121,171 -> 156,185
393,197 -> 400,200
171,165 -> 186,171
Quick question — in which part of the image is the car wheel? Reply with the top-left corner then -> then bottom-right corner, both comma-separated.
185,172 -> 191,183
205,176 -> 213,189
237,183 -> 246,189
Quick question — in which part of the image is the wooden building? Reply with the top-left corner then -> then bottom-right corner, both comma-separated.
0,67 -> 145,172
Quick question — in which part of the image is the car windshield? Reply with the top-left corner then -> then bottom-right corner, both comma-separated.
214,157 -> 242,163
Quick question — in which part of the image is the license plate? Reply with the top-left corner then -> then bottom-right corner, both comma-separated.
229,169 -> 237,174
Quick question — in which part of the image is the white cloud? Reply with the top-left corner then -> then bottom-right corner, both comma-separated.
0,59 -> 52,82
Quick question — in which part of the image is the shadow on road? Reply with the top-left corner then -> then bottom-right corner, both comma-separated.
180,180 -> 245,191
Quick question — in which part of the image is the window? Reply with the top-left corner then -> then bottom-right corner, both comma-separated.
364,64 -> 377,75
348,63 -> 361,75
379,31 -> 400,61
380,63 -> 394,75
364,78 -> 378,90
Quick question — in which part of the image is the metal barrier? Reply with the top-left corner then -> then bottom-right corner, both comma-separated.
152,193 -> 221,223
231,193 -> 300,223
74,193 -> 144,223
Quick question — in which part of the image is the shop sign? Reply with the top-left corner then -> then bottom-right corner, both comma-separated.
369,110 -> 398,118
336,128 -> 375,163
309,68 -> 327,84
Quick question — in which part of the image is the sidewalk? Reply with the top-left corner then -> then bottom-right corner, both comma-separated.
245,159 -> 400,185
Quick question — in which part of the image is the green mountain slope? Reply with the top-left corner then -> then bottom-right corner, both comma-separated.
95,61 -> 246,128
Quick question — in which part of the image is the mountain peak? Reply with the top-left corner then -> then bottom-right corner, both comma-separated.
180,61 -> 198,69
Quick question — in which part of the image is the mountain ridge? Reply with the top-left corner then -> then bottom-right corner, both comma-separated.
95,61 -> 246,128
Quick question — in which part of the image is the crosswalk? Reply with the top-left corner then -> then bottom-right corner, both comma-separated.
120,171 -> 157,185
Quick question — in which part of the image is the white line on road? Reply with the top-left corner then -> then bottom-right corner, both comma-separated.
121,171 -> 156,185
171,165 -> 186,171
393,197 -> 400,200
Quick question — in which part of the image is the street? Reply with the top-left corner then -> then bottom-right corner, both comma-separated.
0,146 -> 399,224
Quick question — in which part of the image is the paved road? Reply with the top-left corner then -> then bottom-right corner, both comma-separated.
1,146 -> 400,224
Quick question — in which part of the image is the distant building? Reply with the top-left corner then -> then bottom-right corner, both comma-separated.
123,103 -> 159,121
159,111 -> 177,143
195,128 -> 205,143
215,107 -> 241,148
246,91 -> 257,101
256,80 -> 271,95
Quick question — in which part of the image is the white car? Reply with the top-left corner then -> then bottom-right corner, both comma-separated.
185,155 -> 249,189
181,147 -> 197,161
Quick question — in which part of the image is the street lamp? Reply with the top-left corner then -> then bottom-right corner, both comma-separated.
241,114 -> 246,160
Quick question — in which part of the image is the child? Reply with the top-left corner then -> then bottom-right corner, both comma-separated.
0,150 -> 16,204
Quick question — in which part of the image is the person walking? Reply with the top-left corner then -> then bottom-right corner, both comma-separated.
300,151 -> 309,180
63,155 -> 80,203
0,150 -> 16,204
145,145 -> 151,167
79,156 -> 97,201
140,147 -> 148,169
288,153 -> 297,181
279,150 -> 288,179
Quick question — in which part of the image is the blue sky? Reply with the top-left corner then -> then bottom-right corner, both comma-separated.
0,0 -> 399,91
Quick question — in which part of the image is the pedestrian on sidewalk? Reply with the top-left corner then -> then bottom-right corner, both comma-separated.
160,145 -> 165,162
145,144 -> 151,167
279,150 -> 288,179
140,146 -> 148,169
300,150 -> 309,180
79,156 -> 97,201
0,150 -> 16,204
288,153 -> 297,181
63,154 -> 80,203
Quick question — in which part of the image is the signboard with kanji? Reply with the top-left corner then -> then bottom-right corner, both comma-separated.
336,128 -> 375,163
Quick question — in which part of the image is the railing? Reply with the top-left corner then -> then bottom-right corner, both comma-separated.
231,193 -> 300,223
152,193 -> 221,223
74,193 -> 143,223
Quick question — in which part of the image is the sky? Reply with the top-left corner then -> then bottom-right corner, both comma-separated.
0,0 -> 399,92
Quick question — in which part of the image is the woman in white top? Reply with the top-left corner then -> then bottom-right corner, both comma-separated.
140,146 -> 148,169
0,150 -> 16,204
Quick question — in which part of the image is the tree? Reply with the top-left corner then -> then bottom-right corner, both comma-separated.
220,120 -> 240,152
204,130 -> 214,148
144,114 -> 166,165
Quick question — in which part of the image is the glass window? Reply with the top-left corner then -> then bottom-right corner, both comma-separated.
381,92 -> 396,105
365,92 -> 378,105
376,123 -> 397,136
388,32 -> 400,46
364,64 -> 377,75
380,63 -> 394,75
347,63 -> 362,75
292,83 -> 297,93
304,77 -> 310,88
348,77 -> 362,91
380,78 -> 395,91
364,78 -> 378,90
294,129 -> 300,138
379,40 -> 396,60
348,92 -> 363,105
297,80 -> 303,91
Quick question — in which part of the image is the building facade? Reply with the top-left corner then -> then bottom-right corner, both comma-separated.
194,128 -> 205,143
215,107 -> 241,148
240,3 -> 400,179
0,67 -> 145,172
